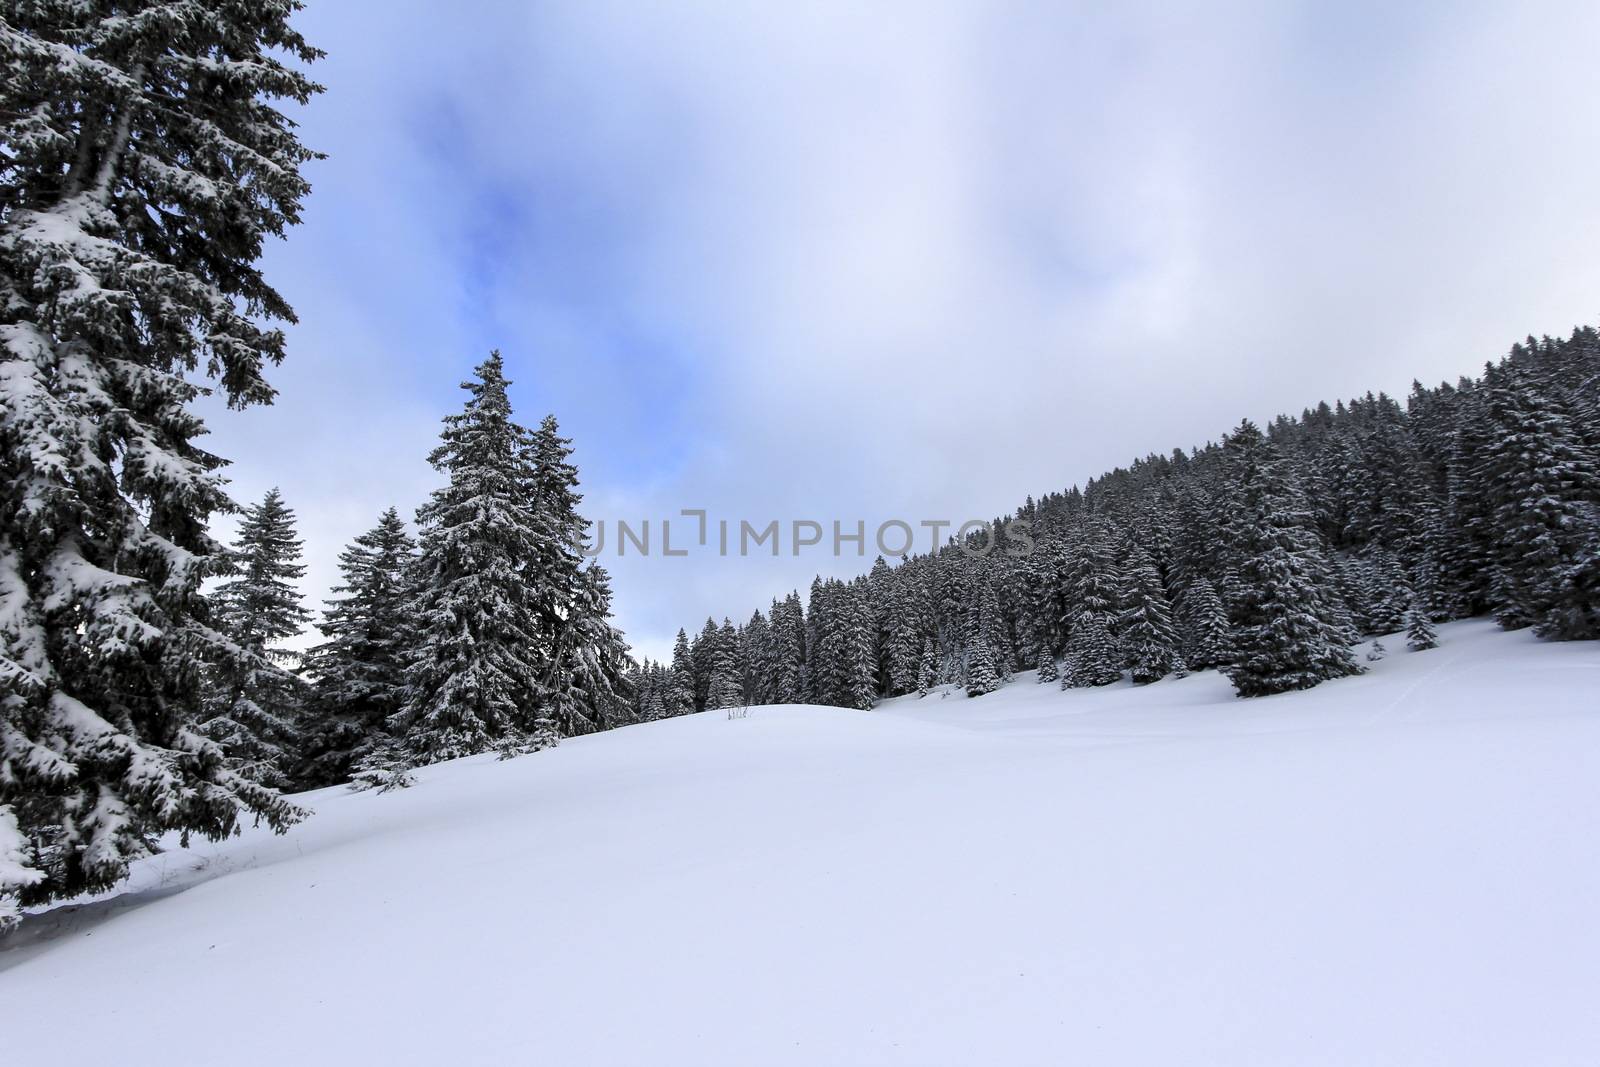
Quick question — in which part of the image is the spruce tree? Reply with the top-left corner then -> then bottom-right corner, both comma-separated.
691,618 -> 719,712
640,663 -> 668,721
1405,599 -> 1438,652
1221,421 -> 1362,697
1351,546 -> 1411,634
667,630 -> 696,717
1062,615 -> 1121,688
811,580 -> 876,709
1179,577 -> 1233,671
1118,545 -> 1180,684
525,414 -> 603,735
1060,529 -> 1123,688
742,610 -> 772,705
706,618 -> 743,710
1473,364 -> 1600,639
201,488 -> 312,787
885,618 -> 922,697
543,577 -> 631,734
768,594 -> 807,704
393,353 -> 545,764
298,508 -> 418,787
0,2 -> 321,914
916,639 -> 938,696
965,639 -> 1001,697
1036,648 -> 1059,683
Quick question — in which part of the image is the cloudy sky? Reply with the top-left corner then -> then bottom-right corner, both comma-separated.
213,0 -> 1600,661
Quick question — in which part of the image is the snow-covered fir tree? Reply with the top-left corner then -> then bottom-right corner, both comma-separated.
965,638 -> 1001,697
741,610 -> 772,705
637,662 -> 669,721
297,508 -> 418,787
526,415 -> 625,736
810,579 -> 876,709
667,630 -> 697,717
704,619 -> 743,711
1060,529 -> 1123,688
768,593 -> 807,704
200,488 -> 312,787
1178,577 -> 1233,670
0,4 -> 320,915
917,639 -> 938,696
691,617 -> 719,712
1036,648 -> 1059,683
1118,545 -> 1181,684
1405,599 -> 1439,652
1221,421 -> 1363,697
392,353 -> 548,764
1062,615 -> 1121,688
1470,362 -> 1600,639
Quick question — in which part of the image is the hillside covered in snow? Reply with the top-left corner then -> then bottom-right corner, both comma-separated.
3,619 -> 1596,1065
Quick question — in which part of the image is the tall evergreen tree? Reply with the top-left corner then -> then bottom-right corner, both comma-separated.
965,639 -> 1001,697
1060,529 -> 1123,688
0,2 -> 321,915
768,593 -> 807,703
1062,615 -> 1121,688
545,563 -> 634,737
691,617 -> 719,712
1472,364 -> 1600,639
706,618 -> 743,710
200,488 -> 312,786
666,630 -> 696,717
917,639 -> 938,696
1118,545 -> 1180,684
1221,421 -> 1362,697
524,414 -> 600,734
393,353 -> 545,764
741,610 -> 772,705
811,579 -> 876,709
298,508 -> 418,787
1178,577 -> 1233,671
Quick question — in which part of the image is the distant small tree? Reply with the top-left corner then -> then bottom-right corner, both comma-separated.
667,630 -> 697,716
1179,578 -> 1233,670
966,639 -> 1001,697
201,488 -> 313,788
1062,614 -> 1121,688
917,640 -> 938,696
1405,601 -> 1438,652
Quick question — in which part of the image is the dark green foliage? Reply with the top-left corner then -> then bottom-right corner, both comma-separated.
965,640 -> 1000,697
297,508 -> 417,787
201,488 -> 312,787
1118,546 -> 1181,684
1221,422 -> 1363,697
1179,578 -> 1233,671
0,3 -> 321,914
1471,363 -> 1600,639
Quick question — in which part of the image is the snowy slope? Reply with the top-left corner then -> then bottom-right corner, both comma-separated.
3,620 -> 1598,1066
